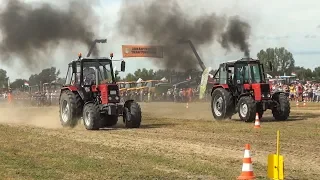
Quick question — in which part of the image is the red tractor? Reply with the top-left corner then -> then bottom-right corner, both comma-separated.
59,39 -> 142,130
210,58 -> 290,122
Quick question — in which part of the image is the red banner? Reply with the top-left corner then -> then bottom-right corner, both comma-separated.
122,45 -> 163,58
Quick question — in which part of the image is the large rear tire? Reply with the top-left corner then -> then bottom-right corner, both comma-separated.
272,93 -> 290,121
123,101 -> 141,128
59,90 -> 82,128
237,96 -> 256,122
83,103 -> 101,130
211,88 -> 234,120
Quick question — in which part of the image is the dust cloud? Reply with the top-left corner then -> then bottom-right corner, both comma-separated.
0,104 -> 61,129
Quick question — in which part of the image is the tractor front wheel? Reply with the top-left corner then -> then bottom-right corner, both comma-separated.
237,96 -> 256,122
272,93 -> 290,121
123,101 -> 142,128
211,88 -> 234,120
83,103 -> 101,130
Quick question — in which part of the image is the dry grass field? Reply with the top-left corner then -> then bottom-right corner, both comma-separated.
0,101 -> 319,180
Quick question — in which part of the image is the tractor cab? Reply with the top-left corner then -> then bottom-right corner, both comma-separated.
65,58 -> 116,87
210,58 -> 290,122
214,59 -> 266,84
212,58 -> 270,99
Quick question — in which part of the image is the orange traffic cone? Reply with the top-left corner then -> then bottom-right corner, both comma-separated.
238,144 -> 255,180
254,113 -> 261,129
296,100 -> 299,106
186,102 -> 189,109
303,100 -> 306,107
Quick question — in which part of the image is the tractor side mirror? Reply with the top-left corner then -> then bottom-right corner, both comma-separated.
72,61 -> 77,73
120,60 -> 126,72
268,61 -> 273,71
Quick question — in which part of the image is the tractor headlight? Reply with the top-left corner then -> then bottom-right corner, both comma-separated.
108,97 -> 112,100
115,96 -> 119,100
267,94 -> 271,98
262,94 -> 265,98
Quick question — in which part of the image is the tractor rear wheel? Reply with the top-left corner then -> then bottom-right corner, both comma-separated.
272,93 -> 290,121
123,101 -> 142,128
59,91 -> 82,128
83,103 -> 101,130
237,96 -> 256,122
211,88 -> 234,120
101,115 -> 118,127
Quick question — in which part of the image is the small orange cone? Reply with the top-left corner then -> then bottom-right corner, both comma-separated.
254,113 -> 261,129
237,144 -> 255,180
303,100 -> 306,107
296,100 -> 299,106
186,102 -> 189,109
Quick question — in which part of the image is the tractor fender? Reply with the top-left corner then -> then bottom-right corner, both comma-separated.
124,100 -> 134,108
237,93 -> 253,101
59,87 -> 84,103
84,101 -> 95,107
271,91 -> 286,99
210,84 -> 229,96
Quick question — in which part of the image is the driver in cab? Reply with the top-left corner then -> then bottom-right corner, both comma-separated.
83,66 -> 96,86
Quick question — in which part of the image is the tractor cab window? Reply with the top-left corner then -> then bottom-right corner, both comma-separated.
235,63 -> 264,84
250,64 -> 263,83
65,66 -> 73,85
82,61 -> 113,85
235,64 -> 250,84
219,66 -> 228,84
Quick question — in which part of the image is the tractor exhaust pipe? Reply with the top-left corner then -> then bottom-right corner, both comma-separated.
86,39 -> 107,57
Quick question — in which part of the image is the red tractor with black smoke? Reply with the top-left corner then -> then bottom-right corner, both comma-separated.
210,58 -> 290,122
59,39 -> 142,130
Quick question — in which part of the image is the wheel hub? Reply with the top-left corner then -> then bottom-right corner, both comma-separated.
240,103 -> 248,117
84,111 -> 92,126
61,100 -> 69,123
213,96 -> 223,116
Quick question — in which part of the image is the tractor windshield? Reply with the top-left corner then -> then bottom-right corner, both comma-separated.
83,61 -> 114,85
249,64 -> 263,83
235,63 -> 264,84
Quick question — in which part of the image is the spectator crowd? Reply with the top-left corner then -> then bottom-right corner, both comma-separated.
271,81 -> 320,102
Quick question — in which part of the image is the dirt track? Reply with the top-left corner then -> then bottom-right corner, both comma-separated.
0,101 -> 319,179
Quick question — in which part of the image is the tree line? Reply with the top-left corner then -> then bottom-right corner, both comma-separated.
1,47 -> 320,91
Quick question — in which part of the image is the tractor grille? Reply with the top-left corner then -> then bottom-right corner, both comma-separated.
261,83 -> 270,93
108,84 -> 120,103
260,83 -> 271,98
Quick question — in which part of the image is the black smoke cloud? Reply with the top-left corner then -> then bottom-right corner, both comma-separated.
117,0 -> 251,70
220,16 -> 251,57
0,0 -> 99,69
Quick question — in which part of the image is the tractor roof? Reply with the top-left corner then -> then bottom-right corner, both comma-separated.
69,57 -> 112,65
224,58 -> 260,65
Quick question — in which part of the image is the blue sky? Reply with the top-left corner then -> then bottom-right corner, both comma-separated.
1,0 -> 320,80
